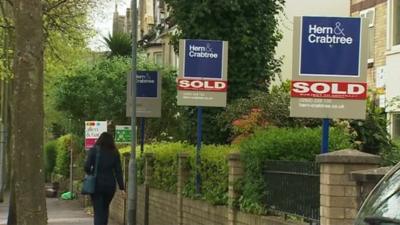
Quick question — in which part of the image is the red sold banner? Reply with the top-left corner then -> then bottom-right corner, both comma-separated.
291,81 -> 367,100
177,79 -> 227,92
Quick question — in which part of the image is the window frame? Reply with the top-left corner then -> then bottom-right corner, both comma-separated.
388,0 -> 400,52
360,7 -> 376,64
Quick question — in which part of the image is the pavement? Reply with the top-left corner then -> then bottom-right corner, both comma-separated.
0,195 -> 119,225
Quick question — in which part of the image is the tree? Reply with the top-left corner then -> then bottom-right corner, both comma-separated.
11,0 -> 47,224
165,0 -> 285,101
103,32 -> 132,57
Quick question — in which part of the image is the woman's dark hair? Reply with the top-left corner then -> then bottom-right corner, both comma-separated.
95,132 -> 117,152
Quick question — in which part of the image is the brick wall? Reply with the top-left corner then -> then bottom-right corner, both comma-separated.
109,153 -> 305,225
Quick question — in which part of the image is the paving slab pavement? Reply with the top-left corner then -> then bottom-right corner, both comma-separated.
0,196 -> 119,225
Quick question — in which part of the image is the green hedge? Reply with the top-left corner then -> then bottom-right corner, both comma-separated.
120,142 -> 235,205
182,145 -> 236,205
44,140 -> 57,180
54,135 -> 73,177
238,127 -> 352,213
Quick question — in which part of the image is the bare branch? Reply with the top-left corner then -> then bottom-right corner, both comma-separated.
43,0 -> 68,13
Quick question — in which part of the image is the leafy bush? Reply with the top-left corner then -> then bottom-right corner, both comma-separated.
44,140 -> 58,180
238,127 -> 351,214
218,81 -> 321,142
145,142 -> 193,192
381,139 -> 400,165
183,145 -> 236,205
121,142 -> 235,205
348,99 -> 391,154
54,135 -> 73,177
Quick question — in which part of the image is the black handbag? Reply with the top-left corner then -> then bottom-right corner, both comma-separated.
81,147 -> 100,195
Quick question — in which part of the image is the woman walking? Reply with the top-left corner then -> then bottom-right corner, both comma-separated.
84,132 -> 125,225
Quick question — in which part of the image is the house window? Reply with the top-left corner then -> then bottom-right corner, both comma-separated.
154,52 -> 163,65
393,113 -> 400,139
360,8 -> 375,63
394,0 -> 400,46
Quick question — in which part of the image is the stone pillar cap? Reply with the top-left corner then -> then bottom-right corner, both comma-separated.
227,152 -> 240,160
144,152 -> 154,158
350,166 -> 392,182
178,152 -> 189,158
316,149 -> 381,164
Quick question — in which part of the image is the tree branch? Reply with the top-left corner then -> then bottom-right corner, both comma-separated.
43,0 -> 68,13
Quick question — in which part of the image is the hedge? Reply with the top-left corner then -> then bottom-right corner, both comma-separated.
44,134 -> 81,179
44,140 -> 57,180
120,142 -> 235,205
117,127 -> 351,210
238,127 -> 352,213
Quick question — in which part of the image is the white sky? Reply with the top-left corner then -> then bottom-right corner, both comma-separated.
88,0 -> 131,51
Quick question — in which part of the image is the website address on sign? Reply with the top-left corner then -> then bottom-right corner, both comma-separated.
299,103 -> 344,109
183,96 -> 213,100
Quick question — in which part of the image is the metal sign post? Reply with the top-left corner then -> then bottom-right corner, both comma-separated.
195,107 -> 203,194
127,0 -> 138,224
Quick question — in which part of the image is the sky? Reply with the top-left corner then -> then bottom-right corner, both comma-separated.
88,0 -> 131,51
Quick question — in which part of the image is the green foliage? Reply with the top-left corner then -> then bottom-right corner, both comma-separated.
381,139 -> 400,165
238,127 -> 351,213
103,32 -> 132,57
349,97 -> 391,154
218,81 -> 321,141
54,135 -> 74,177
165,0 -> 285,101
125,142 -> 235,205
44,140 -> 58,180
182,145 -> 235,205
52,57 -> 136,135
51,57 -> 190,142
145,142 -> 193,192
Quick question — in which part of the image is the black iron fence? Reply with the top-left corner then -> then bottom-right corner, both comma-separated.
264,160 -> 320,223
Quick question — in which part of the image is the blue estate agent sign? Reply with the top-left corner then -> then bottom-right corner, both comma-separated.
300,16 -> 361,77
184,39 -> 224,79
136,71 -> 158,97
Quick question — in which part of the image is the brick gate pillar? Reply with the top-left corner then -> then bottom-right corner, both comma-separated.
316,149 -> 380,225
228,153 -> 243,225
177,153 -> 190,225
143,153 -> 154,225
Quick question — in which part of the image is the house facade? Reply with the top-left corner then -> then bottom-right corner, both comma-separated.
351,0 -> 400,139
138,0 -> 179,68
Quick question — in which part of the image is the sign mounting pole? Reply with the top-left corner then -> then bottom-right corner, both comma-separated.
321,118 -> 330,154
196,106 -> 203,194
127,0 -> 138,224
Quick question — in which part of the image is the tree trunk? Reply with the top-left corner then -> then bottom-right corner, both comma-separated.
11,0 -> 47,224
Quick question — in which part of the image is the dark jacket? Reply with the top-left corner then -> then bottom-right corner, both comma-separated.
84,146 -> 124,193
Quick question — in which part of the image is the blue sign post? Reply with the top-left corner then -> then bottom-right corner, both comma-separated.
178,39 -> 228,194
291,16 -> 365,154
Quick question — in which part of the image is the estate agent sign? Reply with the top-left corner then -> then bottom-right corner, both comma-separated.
126,71 -> 162,118
290,16 -> 368,119
115,125 -> 132,144
177,39 -> 228,107
85,121 -> 107,150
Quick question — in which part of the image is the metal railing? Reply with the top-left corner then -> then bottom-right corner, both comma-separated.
264,160 -> 320,224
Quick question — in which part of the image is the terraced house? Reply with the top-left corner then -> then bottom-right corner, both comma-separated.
351,0 -> 400,139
